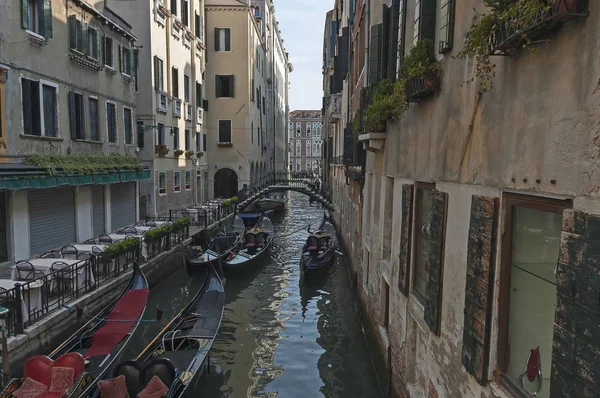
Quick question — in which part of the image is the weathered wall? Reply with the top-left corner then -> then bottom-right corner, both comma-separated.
155,169 -> 196,215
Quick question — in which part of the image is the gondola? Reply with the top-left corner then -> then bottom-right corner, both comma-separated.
111,264 -> 224,397
0,262 -> 149,398
185,213 -> 245,272
225,212 -> 274,270
300,213 -> 337,276
254,192 -> 287,213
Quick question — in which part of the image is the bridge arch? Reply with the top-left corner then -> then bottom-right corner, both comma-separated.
214,167 -> 239,198
238,177 -> 333,211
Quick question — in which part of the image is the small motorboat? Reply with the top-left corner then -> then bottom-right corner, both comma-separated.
254,192 -> 287,213
225,213 -> 274,270
238,210 -> 274,228
185,214 -> 245,272
300,213 -> 337,276
0,262 -> 149,398
111,265 -> 224,397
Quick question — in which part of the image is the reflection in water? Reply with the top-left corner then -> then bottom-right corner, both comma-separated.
123,192 -> 382,397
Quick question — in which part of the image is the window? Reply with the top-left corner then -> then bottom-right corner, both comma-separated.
498,196 -> 569,396
218,120 -> 232,143
172,67 -> 179,97
306,140 -> 311,154
195,82 -> 202,107
195,132 -> 201,152
295,140 -> 301,156
307,127 -> 311,137
202,133 -> 206,151
88,28 -> 100,60
124,107 -> 133,144
262,96 -> 265,114
439,0 -> 455,53
104,36 -> 114,67
185,170 -> 191,190
22,0 -> 53,37
21,78 -> 58,137
296,128 -> 300,137
181,0 -> 189,26
172,127 -> 179,149
137,121 -> 144,148
157,123 -> 165,145
121,46 -> 134,76
184,129 -> 190,150
382,280 -> 390,330
256,88 -> 260,108
296,160 -> 301,171
412,183 -> 434,300
174,171 -> 181,192
215,75 -> 234,98
413,0 -> 436,45
194,13 -> 202,39
68,16 -> 87,54
154,56 -> 164,91
214,28 -> 231,51
68,92 -> 85,140
257,126 -> 260,145
158,172 -> 166,195
170,0 -> 177,15
106,102 -> 117,143
251,122 -> 254,143
184,74 -> 190,102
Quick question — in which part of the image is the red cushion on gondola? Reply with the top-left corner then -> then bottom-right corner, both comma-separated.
307,246 -> 318,251
13,377 -> 48,398
86,289 -> 149,357
246,243 -> 256,248
23,356 -> 53,387
37,393 -> 64,398
137,375 -> 168,398
97,375 -> 129,398
53,353 -> 85,381
48,367 -> 74,394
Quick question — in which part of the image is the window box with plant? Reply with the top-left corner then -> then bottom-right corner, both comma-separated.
217,142 -> 233,148
362,80 -> 408,134
155,144 -> 169,157
101,237 -> 140,270
457,0 -> 588,92
184,150 -> 194,159
196,151 -> 204,158
173,149 -> 184,158
402,40 -> 442,102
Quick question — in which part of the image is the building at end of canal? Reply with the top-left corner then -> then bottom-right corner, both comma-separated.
325,0 -> 600,397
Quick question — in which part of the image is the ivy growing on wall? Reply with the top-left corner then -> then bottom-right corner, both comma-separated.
24,153 -> 143,176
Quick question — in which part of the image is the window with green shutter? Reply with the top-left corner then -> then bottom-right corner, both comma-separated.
104,36 -> 114,67
87,28 -> 101,60
439,0 -> 455,53
68,92 -> 85,140
413,0 -> 436,46
396,0 -> 407,79
68,16 -> 88,54
22,0 -> 52,38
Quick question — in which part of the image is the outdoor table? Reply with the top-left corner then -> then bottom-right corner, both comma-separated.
0,279 -> 44,324
10,258 -> 94,290
149,221 -> 171,226
132,226 -> 152,234
108,235 -> 149,259
72,244 -> 107,254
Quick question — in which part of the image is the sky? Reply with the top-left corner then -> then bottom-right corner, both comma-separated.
275,0 -> 334,111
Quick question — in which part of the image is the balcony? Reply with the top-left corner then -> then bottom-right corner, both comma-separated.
183,32 -> 192,48
406,72 -> 441,102
487,0 -> 588,56
157,92 -> 168,113
197,107 -> 204,125
172,98 -> 182,117
185,102 -> 192,121
326,93 -> 341,122
171,18 -> 182,40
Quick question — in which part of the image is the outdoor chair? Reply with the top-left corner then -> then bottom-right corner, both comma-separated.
83,238 -> 97,245
60,245 -> 78,260
145,221 -> 157,227
91,246 -> 103,255
77,252 -> 91,261
99,235 -> 112,244
124,226 -> 138,235
15,261 -> 44,281
40,251 -> 59,259
50,261 -> 71,295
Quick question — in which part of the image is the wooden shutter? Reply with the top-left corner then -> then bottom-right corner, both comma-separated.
224,28 -> 231,51
81,23 -> 88,55
461,196 -> 498,385
380,6 -> 390,80
68,92 -> 77,139
118,45 -> 123,72
229,75 -> 234,97
128,48 -> 135,76
424,189 -> 447,335
417,0 -> 436,42
439,0 -> 455,53
398,184 -> 413,296
97,31 -> 102,61
203,99 -> 208,111
215,75 -> 221,97
22,79 -> 33,135
397,0 -> 407,75
368,24 -> 382,86
22,0 -> 29,29
388,0 -> 401,80
42,0 -> 52,38
214,28 -> 220,51
551,210 -> 600,397
154,56 -> 160,89
68,16 -> 76,49
195,13 -> 200,37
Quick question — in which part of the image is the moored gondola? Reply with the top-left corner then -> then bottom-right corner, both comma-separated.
300,213 -> 337,276
0,262 -> 149,398
110,265 -> 224,397
225,212 -> 274,270
185,214 -> 245,272
254,192 -> 287,213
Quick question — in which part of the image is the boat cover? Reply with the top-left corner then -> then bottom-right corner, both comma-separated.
86,288 -> 149,357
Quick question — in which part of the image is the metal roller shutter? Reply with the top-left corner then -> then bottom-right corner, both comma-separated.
91,185 -> 105,237
29,188 -> 76,255
111,183 -> 136,230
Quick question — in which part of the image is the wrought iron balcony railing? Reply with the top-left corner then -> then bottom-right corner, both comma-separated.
406,72 -> 441,102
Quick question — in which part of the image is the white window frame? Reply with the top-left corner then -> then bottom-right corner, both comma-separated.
215,27 -> 231,52
21,77 -> 61,138
123,106 -> 134,145
104,36 -> 114,69
158,172 -> 167,196
105,100 -> 118,144
185,170 -> 191,190
174,171 -> 181,193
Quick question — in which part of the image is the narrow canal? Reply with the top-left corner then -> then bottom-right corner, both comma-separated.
125,192 -> 382,397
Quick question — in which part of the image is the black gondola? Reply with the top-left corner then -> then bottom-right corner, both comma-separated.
185,213 -> 245,271
225,212 -> 274,270
112,265 -> 224,397
300,213 -> 337,276
0,262 -> 149,398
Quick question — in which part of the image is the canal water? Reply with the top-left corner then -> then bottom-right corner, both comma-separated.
124,192 -> 382,397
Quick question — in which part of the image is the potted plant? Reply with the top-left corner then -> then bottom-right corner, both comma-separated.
196,151 -> 204,158
155,144 -> 169,157
402,39 -> 441,93
0,140 -> 6,150
363,79 -> 408,133
173,149 -> 184,158
184,150 -> 194,159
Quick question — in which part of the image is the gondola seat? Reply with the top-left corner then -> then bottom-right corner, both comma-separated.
140,359 -> 175,393
307,246 -> 318,251
113,360 -> 141,397
111,359 -> 174,398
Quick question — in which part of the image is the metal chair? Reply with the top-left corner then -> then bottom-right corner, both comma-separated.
60,245 -> 78,260
145,221 -> 157,227
51,261 -> 71,296
98,235 -> 112,245
15,261 -> 44,281
83,238 -> 97,245
40,251 -> 59,259
124,226 -> 138,235
91,246 -> 103,255
77,252 -> 91,261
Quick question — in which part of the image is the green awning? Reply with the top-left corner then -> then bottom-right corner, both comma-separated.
0,169 -> 151,190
